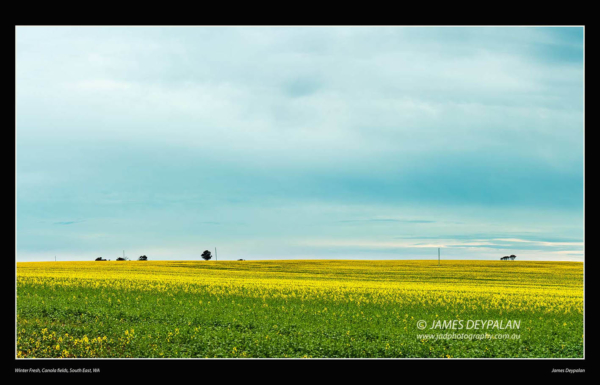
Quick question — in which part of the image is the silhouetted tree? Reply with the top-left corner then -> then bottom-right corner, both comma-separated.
201,250 -> 212,261
238,259 -> 245,261
95,257 -> 106,261
138,255 -> 148,261
116,257 -> 126,261
510,255 -> 517,260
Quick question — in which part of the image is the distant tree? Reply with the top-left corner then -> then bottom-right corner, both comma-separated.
201,250 -> 212,261
95,257 -> 106,261
116,257 -> 126,261
138,255 -> 148,261
510,255 -> 517,260
237,259 -> 245,261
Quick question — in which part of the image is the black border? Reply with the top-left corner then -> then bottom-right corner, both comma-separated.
12,24 -> 590,380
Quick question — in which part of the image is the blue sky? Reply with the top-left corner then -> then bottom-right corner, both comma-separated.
16,26 -> 584,261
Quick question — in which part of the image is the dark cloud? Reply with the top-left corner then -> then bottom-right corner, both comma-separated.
53,220 -> 84,226
339,219 -> 435,224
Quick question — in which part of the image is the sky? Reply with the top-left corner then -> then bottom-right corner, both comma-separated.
16,26 -> 584,262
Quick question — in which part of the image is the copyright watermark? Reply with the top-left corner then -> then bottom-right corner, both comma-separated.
417,333 -> 521,340
416,319 -> 521,330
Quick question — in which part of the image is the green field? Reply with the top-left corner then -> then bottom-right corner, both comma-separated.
16,260 -> 584,358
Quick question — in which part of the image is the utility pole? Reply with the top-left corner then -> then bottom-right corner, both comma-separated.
215,247 -> 218,261
438,248 -> 440,266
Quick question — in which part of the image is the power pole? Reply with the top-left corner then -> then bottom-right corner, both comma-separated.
438,248 -> 440,266
215,247 -> 218,261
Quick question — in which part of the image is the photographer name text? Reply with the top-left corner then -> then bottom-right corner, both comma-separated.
427,319 -> 520,330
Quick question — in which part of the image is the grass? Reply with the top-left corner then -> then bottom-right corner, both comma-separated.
16,260 -> 583,358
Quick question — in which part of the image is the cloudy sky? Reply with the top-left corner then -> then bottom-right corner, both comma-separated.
16,26 -> 584,261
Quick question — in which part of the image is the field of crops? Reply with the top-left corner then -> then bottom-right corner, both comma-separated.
16,260 -> 583,358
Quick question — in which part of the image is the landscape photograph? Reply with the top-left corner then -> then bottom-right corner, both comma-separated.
15,26 -> 584,366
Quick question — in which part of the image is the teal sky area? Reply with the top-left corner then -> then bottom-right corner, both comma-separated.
16,26 -> 584,261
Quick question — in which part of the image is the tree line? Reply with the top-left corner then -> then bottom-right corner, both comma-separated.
94,252 -> 220,261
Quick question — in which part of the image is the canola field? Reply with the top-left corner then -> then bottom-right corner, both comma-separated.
16,260 -> 583,358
